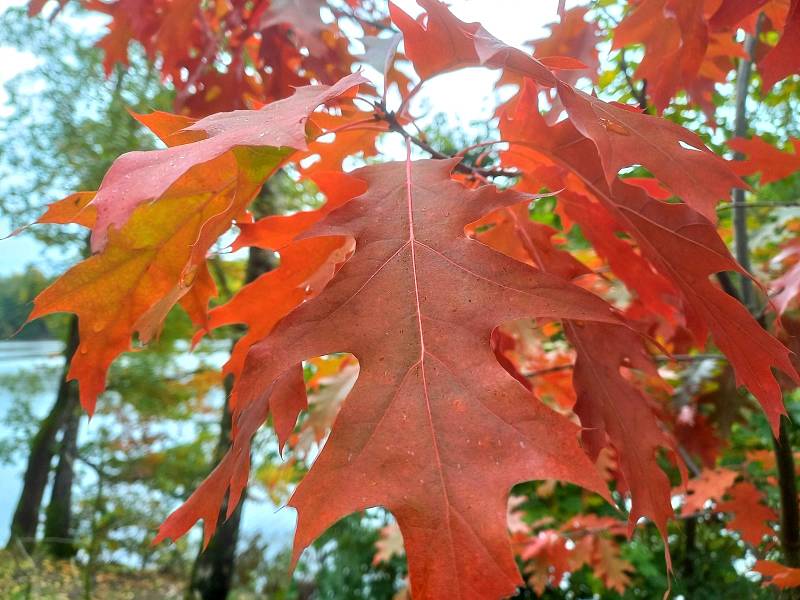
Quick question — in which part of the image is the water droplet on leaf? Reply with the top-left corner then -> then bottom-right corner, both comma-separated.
180,265 -> 198,287
599,117 -> 630,135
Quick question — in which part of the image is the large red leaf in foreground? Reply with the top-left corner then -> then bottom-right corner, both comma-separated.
158,158 -> 626,599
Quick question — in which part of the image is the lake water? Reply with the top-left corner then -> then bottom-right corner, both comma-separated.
0,339 -> 296,555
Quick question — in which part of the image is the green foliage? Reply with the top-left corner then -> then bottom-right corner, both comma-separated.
304,512 -> 406,599
0,549 -> 186,599
0,268 -> 65,340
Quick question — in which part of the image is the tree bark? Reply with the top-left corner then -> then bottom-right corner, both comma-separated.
774,420 -> 800,567
7,314 -> 80,553
188,189 -> 277,600
187,378 -> 245,600
43,399 -> 82,558
731,22 -> 760,312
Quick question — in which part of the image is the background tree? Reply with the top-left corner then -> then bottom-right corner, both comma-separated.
0,5 -> 173,555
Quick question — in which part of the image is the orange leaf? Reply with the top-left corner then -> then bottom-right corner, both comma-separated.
755,560 -> 800,588
717,481 -> 778,545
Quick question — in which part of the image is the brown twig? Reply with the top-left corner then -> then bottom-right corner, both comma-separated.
397,80 -> 425,115
522,353 -> 726,378
330,6 -> 397,33
618,48 -> 648,111
380,109 -> 519,179
175,12 -> 219,112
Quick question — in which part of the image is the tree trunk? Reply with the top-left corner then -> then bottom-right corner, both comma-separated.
188,189 -> 277,599
187,382 -> 245,600
730,19 -> 800,581
43,399 -> 82,558
7,314 -> 80,553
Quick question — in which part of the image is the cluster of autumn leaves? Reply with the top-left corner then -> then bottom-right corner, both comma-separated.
373,501 -> 636,596
17,0 -> 800,598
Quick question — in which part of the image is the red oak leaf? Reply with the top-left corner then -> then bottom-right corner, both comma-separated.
89,72 -> 366,252
612,0 -> 708,112
755,560 -> 800,588
372,523 -> 405,566
717,481 -> 778,545
474,202 -> 678,537
28,74 -> 366,413
771,241 -> 800,315
676,467 -> 738,514
158,158 -> 625,600
557,83 -> 744,222
394,1 -> 739,222
592,536 -> 633,594
29,157 -> 256,413
729,136 -> 800,185
501,83 -> 798,436
567,321 -> 679,538
519,530 -> 572,594
389,0 -> 557,87
531,7 -> 600,85
759,0 -> 800,90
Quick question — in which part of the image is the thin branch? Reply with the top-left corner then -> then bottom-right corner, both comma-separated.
523,364 -> 573,378
618,48 -> 648,111
717,201 -> 800,211
398,79 -> 425,115
554,507 -> 724,543
380,110 -> 519,179
677,444 -> 702,477
731,22 -> 762,311
330,7 -> 397,33
174,11 -> 218,112
598,5 -> 648,111
455,139 -> 512,158
523,353 -> 726,378
774,419 -> 800,568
